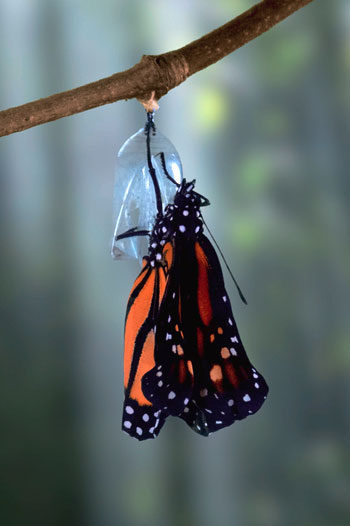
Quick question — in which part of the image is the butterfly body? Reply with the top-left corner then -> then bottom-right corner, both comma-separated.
122,179 -> 268,440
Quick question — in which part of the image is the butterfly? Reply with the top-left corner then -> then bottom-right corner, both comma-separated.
120,172 -> 268,440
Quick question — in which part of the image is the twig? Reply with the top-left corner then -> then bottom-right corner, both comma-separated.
0,0 -> 314,137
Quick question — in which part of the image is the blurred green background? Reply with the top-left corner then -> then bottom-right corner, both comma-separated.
0,1 -> 349,525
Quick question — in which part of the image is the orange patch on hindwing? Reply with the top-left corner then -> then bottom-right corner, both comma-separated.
195,242 -> 213,326
177,344 -> 184,355
224,363 -> 239,387
221,347 -> 230,359
187,361 -> 193,376
197,328 -> 204,357
210,364 -> 223,382
178,360 -> 187,383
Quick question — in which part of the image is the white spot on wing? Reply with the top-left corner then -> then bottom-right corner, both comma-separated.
125,406 -> 134,415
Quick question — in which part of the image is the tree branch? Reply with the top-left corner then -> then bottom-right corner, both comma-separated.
0,0 -> 314,138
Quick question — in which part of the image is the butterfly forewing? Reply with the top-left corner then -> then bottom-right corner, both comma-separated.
122,256 -> 169,440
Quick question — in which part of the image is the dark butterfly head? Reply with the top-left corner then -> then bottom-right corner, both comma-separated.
146,180 -> 211,265
174,179 -> 210,209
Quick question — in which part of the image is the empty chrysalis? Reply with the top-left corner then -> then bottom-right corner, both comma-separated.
111,113 -> 183,263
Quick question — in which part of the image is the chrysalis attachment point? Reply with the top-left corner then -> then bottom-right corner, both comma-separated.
138,90 -> 159,113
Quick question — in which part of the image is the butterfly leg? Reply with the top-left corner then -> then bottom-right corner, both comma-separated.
154,152 -> 180,187
116,227 -> 150,241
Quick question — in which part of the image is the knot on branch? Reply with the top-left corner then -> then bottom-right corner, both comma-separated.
139,52 -> 189,101
155,52 -> 190,90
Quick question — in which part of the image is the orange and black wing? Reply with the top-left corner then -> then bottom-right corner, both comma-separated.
142,240 -> 194,416
122,242 -> 173,440
178,234 -> 269,435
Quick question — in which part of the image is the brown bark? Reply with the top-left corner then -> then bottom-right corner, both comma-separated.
0,0 -> 314,137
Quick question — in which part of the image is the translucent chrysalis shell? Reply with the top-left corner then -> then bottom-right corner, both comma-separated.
111,126 -> 183,263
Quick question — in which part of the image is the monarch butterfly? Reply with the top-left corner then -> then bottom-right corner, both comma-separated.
119,115 -> 268,440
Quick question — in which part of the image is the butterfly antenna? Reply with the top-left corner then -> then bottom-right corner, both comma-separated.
201,215 -> 248,305
155,152 -> 180,187
145,112 -> 163,216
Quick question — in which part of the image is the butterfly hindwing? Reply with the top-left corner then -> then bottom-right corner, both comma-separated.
142,241 -> 194,415
179,234 -> 268,434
